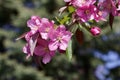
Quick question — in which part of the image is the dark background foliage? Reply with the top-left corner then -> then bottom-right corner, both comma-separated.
0,0 -> 120,80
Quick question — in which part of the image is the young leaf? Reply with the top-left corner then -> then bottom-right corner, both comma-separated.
55,17 -> 61,24
75,29 -> 84,45
68,6 -> 75,13
29,33 -> 39,56
109,13 -> 114,30
60,15 -> 70,24
66,39 -> 72,61
70,25 -> 78,33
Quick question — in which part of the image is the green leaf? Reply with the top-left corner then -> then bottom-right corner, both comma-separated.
68,6 -> 75,13
55,16 -> 70,24
78,23 -> 83,30
60,15 -> 70,24
66,39 -> 72,61
69,25 -> 78,33
55,17 -> 61,24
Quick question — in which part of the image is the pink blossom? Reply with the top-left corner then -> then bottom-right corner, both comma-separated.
27,16 -> 41,34
71,0 -> 85,7
23,32 -> 55,64
97,0 -> 117,16
73,0 -> 96,7
24,31 -> 33,41
116,0 -> 120,16
48,25 -> 72,51
27,16 -> 55,40
94,10 -> 108,22
23,32 -> 39,59
90,26 -> 101,36
34,38 -> 55,64
76,4 -> 97,22
38,18 -> 54,40
64,0 -> 71,2
64,0 -> 96,7
117,1 -> 120,10
23,43 -> 31,59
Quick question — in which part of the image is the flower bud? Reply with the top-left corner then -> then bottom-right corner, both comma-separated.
90,26 -> 101,36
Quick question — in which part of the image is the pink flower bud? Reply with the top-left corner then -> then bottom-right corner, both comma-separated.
90,26 -> 101,36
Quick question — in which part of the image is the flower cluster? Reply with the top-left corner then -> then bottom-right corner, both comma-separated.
64,0 -> 120,21
22,16 -> 72,64
18,0 -> 120,64
63,0 -> 120,36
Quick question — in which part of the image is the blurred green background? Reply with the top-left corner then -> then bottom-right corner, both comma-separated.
0,0 -> 120,80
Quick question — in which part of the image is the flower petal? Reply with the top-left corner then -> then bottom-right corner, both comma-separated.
40,33 -> 48,40
48,41 -> 59,51
62,31 -> 72,42
23,44 -> 30,54
49,51 -> 55,57
34,45 -> 46,56
42,54 -> 51,64
59,40 -> 68,50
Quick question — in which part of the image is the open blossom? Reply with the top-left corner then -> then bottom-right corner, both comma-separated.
90,26 -> 101,36
27,16 -> 55,40
97,0 -> 117,16
34,38 -> 55,64
76,4 -> 97,22
27,16 -> 41,34
64,0 -> 96,7
71,0 -> 85,7
72,0 -> 96,7
48,25 -> 72,51
38,18 -> 54,40
94,10 -> 108,22
23,37 -> 55,64
22,32 -> 39,59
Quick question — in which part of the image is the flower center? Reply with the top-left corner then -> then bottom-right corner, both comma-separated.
107,4 -> 112,10
85,10 -> 90,14
98,11 -> 102,16
44,47 -> 49,53
45,27 -> 50,32
57,36 -> 62,41
81,0 -> 85,4
33,26 -> 38,31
